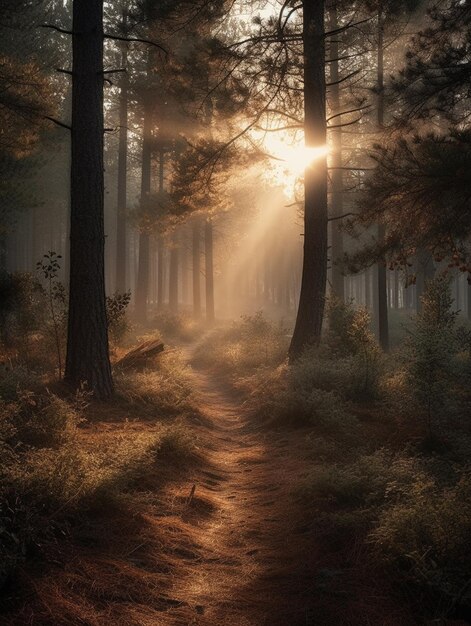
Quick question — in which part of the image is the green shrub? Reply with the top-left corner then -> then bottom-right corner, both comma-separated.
405,276 -> 459,437
0,271 -> 46,346
0,364 -> 40,402
106,291 -> 131,345
370,472 -> 471,608
299,450 -> 416,507
250,363 -> 357,432
326,297 -> 382,400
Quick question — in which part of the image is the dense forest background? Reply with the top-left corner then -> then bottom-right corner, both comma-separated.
4,0 -> 471,340
1,1 -> 471,624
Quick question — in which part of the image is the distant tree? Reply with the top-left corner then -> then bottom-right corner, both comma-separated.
115,7 -> 130,295
355,0 -> 471,285
171,138 -> 245,321
134,51 -> 155,325
0,0 -> 57,268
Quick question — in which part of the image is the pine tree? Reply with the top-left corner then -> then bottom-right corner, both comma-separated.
64,0 -> 113,399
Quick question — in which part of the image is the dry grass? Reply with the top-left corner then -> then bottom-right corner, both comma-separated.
3,312 -> 471,625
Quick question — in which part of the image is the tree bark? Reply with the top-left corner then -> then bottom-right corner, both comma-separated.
328,3 -> 344,301
169,230 -> 179,314
115,11 -> 128,294
65,0 -> 113,399
157,236 -> 164,310
134,84 -> 153,324
192,217 -> 201,319
181,226 -> 189,306
205,217 -> 215,324
289,0 -> 328,359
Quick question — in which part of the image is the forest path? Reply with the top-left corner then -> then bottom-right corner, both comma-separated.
3,341 -> 321,626
156,342 -> 318,626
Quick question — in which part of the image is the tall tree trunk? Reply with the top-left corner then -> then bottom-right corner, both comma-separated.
134,86 -> 153,324
65,0 -> 113,398
328,3 -> 344,301
159,148 -> 165,193
155,149 -> 165,311
365,268 -> 371,308
169,231 -> 179,314
290,0 -> 328,359
0,234 -> 6,271
393,268 -> 399,308
157,236 -> 164,310
181,226 -> 189,306
205,217 -> 215,324
192,217 -> 201,319
375,1 -> 390,350
115,11 -> 128,294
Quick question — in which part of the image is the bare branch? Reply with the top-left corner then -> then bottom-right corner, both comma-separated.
325,18 -> 372,38
327,105 -> 370,122
103,33 -> 167,56
326,69 -> 362,87
45,116 -> 71,131
328,212 -> 357,222
101,69 -> 126,74
40,24 -> 74,36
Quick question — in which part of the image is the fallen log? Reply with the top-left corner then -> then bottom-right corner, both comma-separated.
116,339 -> 164,370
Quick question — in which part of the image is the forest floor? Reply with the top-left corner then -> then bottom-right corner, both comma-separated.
2,338 -> 425,626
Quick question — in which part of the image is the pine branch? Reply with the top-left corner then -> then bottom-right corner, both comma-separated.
40,24 -> 74,36
45,116 -> 71,131
328,213 -> 357,222
325,18 -> 372,38
103,33 -> 167,56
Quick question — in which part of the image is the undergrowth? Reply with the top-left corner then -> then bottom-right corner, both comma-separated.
153,310 -> 204,343
0,343 -> 200,592
193,311 -> 289,383
114,350 -> 196,417
195,284 -> 471,619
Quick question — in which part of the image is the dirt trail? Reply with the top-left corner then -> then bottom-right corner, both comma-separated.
154,346 -> 319,626
3,346 -> 324,626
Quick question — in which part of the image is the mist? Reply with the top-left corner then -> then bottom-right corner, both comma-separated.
2,0 -> 471,623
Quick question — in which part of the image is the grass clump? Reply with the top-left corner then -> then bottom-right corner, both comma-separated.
9,391 -> 84,449
114,351 -> 196,417
155,422 -> 198,467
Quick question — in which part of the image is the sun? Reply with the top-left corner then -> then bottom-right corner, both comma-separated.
257,133 -> 329,196
275,144 -> 329,176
